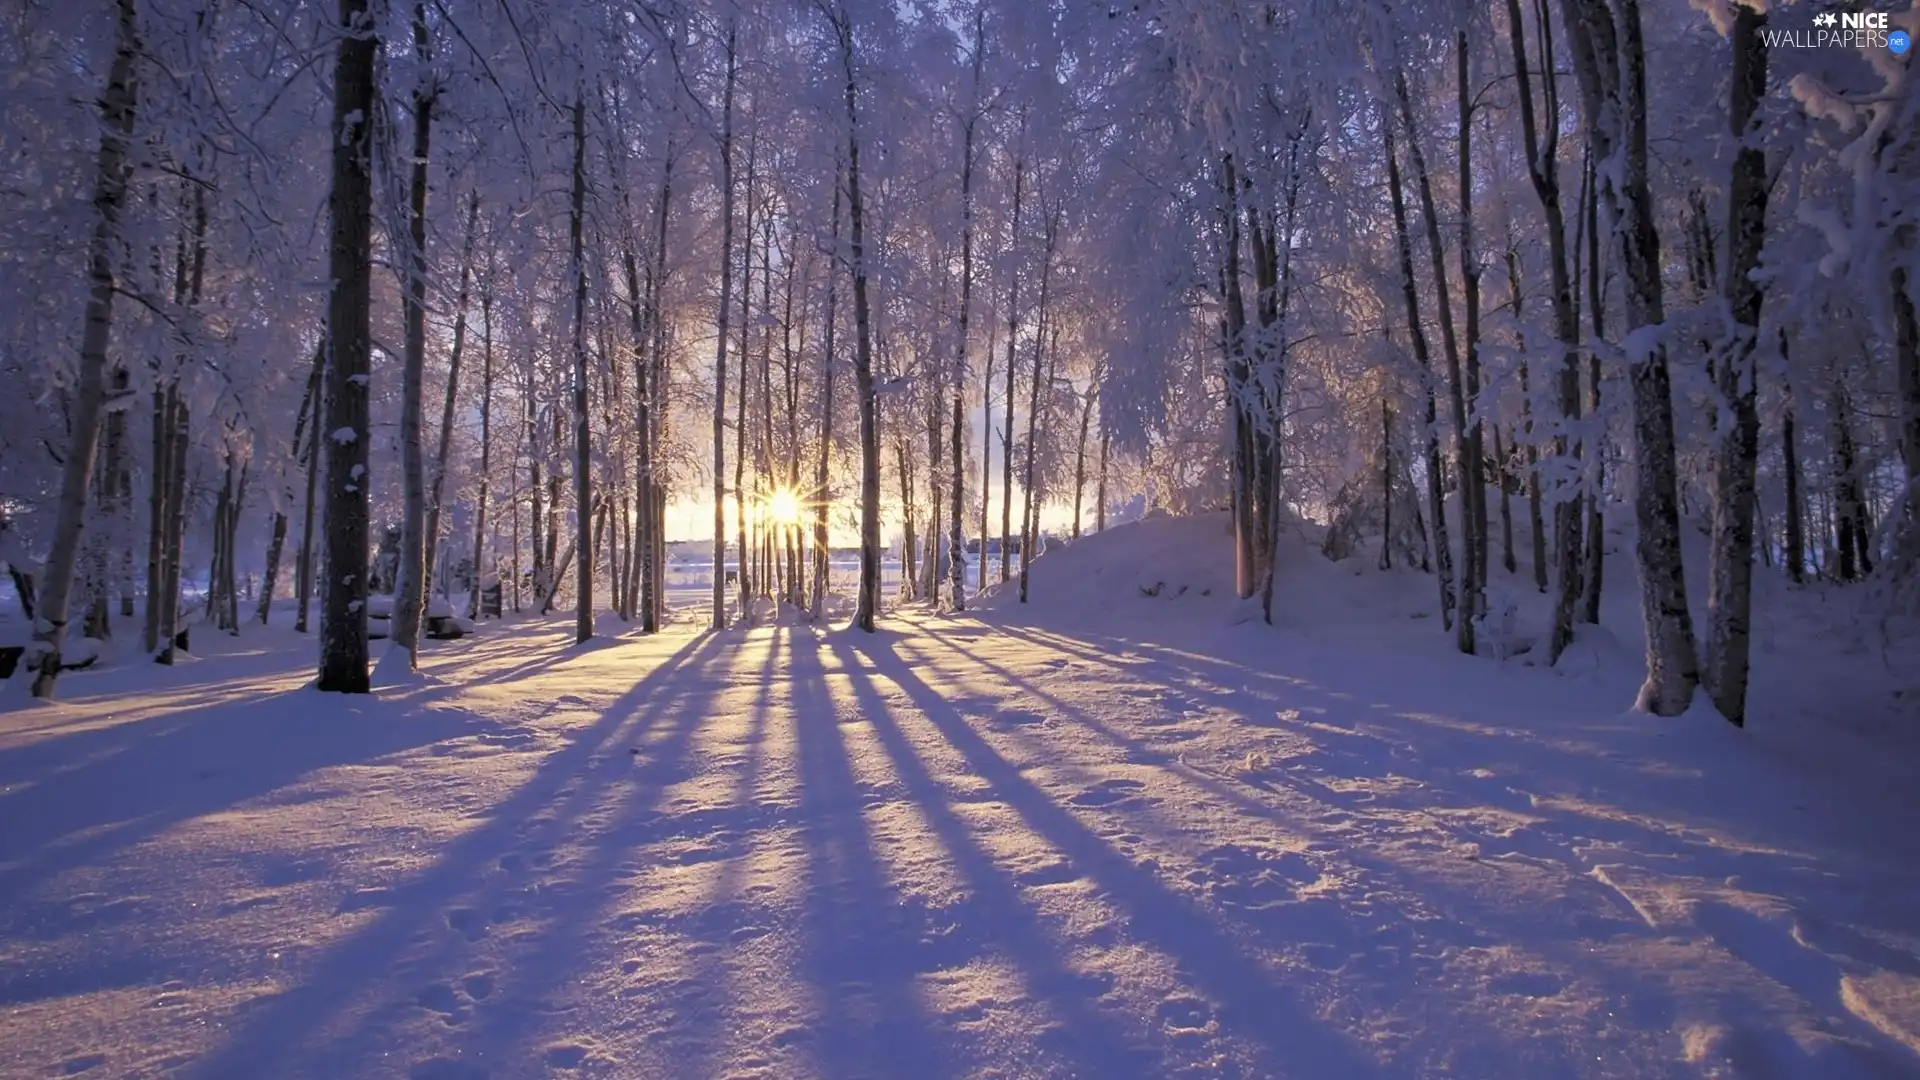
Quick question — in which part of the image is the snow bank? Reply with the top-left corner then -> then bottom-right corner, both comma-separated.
979,510 -> 1437,635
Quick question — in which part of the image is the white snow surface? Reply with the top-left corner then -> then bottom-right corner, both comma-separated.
2,514 -> 1917,1079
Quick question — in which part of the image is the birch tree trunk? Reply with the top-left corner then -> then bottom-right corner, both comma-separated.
1561,0 -> 1700,714
834,3 -> 883,632
1383,119 -> 1457,631
470,281 -> 494,621
812,168 -> 842,621
1582,149 -> 1607,624
645,150 -> 673,630
27,0 -> 140,698
569,93 -> 593,644
1001,154 -> 1026,588
735,133 -> 756,622
317,0 -> 378,693
1781,334 -> 1805,585
1702,6 -> 1769,727
1019,213 -> 1058,605
948,11 -> 982,610
1394,67 -> 1476,654
711,26 -> 738,631
390,0 -> 436,668
1507,0 -> 1586,657
1455,33 -> 1490,634
1096,424 -> 1110,533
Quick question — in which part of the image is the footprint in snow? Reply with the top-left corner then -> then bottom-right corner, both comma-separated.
1155,995 -> 1216,1034
1015,860 -> 1080,887
544,1044 -> 590,1070
416,984 -> 467,1024
1068,778 -> 1156,808
59,1053 -> 109,1075
989,709 -> 1047,731
446,907 -> 489,941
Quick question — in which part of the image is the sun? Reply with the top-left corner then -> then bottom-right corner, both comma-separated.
764,486 -> 803,527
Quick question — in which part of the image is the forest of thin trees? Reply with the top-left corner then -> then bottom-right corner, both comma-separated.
2,0 -> 1916,726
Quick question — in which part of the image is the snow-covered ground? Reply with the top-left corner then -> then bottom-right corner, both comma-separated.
2,514 -> 1917,1079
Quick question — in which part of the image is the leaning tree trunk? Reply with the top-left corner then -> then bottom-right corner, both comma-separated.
260,340 -> 323,624
26,0 -> 139,698
424,192 -> 479,621
317,0 -> 378,694
1702,6 -> 1769,727
1561,0 -> 1699,714
1383,119 -> 1457,632
390,0 -> 436,670
1395,66 -> 1476,654
294,331 -> 325,633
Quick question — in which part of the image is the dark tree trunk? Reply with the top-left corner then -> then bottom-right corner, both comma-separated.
317,0 -> 377,693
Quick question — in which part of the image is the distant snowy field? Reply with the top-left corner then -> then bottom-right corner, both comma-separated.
2,512 -> 1917,1079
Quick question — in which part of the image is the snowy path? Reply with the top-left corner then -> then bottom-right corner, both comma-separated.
3,602 -> 1918,1079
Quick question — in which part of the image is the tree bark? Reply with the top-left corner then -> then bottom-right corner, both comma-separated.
424,192 -> 479,619
390,0 -> 435,668
812,166 -> 842,621
1000,156 -> 1026,588
1702,6 -> 1769,727
1383,116 -> 1457,632
1561,0 -> 1700,714
317,0 -> 377,693
25,0 -> 139,697
569,94 -> 593,643
834,4 -> 883,632
260,341 -> 324,624
1455,33 -> 1490,641
1781,333 -> 1805,585
1394,66 -> 1476,653
948,14 -> 983,610
1019,213 -> 1059,605
470,277 -> 494,621
711,26 -> 738,630
735,132 -> 756,622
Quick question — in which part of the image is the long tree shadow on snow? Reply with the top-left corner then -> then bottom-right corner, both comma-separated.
0,689 -> 485,947
786,629 -> 959,1078
401,620 -> 795,1080
175,630 -> 732,1080
931,619 -> 1920,1073
831,631 -> 1402,1080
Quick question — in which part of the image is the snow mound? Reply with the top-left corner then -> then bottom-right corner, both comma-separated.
983,511 -> 1440,636
976,513 -> 1236,617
